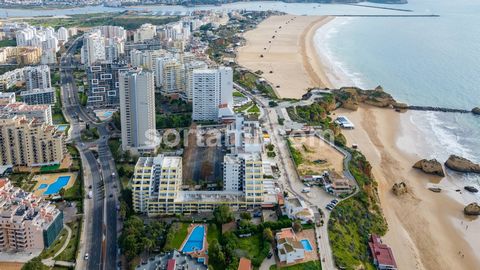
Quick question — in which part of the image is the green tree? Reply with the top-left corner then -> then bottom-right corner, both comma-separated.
58,187 -> 66,197
208,239 -> 225,270
263,227 -> 274,244
213,205 -> 234,224
293,220 -> 303,232
240,212 -> 252,220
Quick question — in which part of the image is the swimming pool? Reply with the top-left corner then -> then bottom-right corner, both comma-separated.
181,225 -> 205,253
42,176 -> 71,195
38,184 -> 48,189
300,239 -> 313,251
56,125 -> 69,132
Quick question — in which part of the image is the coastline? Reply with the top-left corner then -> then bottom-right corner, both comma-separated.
239,13 -> 480,269
237,15 -> 333,99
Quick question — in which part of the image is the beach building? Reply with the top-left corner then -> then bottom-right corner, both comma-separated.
0,178 -> 63,252
119,68 -> 157,154
368,235 -> 398,270
335,116 -> 355,129
0,116 -> 66,167
275,228 -> 306,264
20,87 -> 56,105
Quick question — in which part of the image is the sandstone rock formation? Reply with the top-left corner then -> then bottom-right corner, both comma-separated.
392,182 -> 408,196
413,159 -> 445,177
445,155 -> 480,173
472,107 -> 480,115
333,86 -> 398,111
464,202 -> 480,216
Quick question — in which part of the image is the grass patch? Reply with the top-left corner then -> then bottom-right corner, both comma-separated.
247,104 -> 260,114
56,220 -> 82,262
328,150 -> 387,270
39,228 -> 69,259
40,164 -> 60,173
80,127 -> 99,142
232,232 -> 270,267
207,223 -> 220,245
164,223 -> 189,251
269,261 -> 322,270
233,91 -> 245,98
234,101 -> 253,113
287,139 -> 303,166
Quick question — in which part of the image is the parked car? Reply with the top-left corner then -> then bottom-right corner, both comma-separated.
267,252 -> 273,259
331,199 -> 338,205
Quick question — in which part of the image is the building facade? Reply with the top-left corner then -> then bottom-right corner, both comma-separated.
119,68 -> 156,153
0,116 -> 65,167
20,88 -> 56,105
86,62 -> 127,108
0,178 -> 63,252
192,67 -> 233,121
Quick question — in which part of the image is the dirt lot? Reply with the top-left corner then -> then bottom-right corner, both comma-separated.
290,136 -> 344,176
182,125 -> 225,186
0,262 -> 23,270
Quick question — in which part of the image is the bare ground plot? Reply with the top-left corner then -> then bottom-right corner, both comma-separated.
183,126 -> 225,186
290,136 -> 344,176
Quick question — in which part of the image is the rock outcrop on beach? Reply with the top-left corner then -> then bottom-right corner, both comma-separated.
413,159 -> 445,177
392,182 -> 408,196
464,203 -> 480,216
445,155 -> 480,174
472,107 -> 480,115
332,86 -> 401,111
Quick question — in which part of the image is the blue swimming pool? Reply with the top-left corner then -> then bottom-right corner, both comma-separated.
56,125 -> 69,132
301,239 -> 313,251
43,176 -> 71,195
38,184 -> 48,189
181,225 -> 205,253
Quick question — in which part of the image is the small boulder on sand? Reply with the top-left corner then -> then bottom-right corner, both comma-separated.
445,155 -> 480,173
464,203 -> 480,216
413,159 -> 445,177
472,107 -> 480,115
392,182 -> 408,196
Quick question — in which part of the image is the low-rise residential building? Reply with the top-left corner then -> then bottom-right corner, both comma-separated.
0,178 -> 64,252
276,228 -> 306,264
20,87 -> 56,105
0,116 -> 66,167
368,234 -> 398,270
283,197 -> 314,224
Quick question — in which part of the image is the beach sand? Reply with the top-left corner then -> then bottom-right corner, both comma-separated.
338,107 -> 480,270
237,15 -> 333,99
238,14 -> 480,270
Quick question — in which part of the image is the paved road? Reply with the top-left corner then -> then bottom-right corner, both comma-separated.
59,36 -> 119,270
234,83 -> 338,270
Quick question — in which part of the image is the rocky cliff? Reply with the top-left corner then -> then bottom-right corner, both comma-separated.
472,107 -> 480,115
332,86 -> 405,111
413,159 -> 445,177
392,182 -> 408,196
445,155 -> 480,173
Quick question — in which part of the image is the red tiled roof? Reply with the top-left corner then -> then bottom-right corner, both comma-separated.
369,235 -> 397,268
238,257 -> 252,270
166,259 -> 176,270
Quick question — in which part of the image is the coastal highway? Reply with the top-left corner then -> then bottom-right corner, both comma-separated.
59,36 -> 120,270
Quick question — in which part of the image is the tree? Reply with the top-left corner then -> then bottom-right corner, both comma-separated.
213,205 -> 233,224
22,257 -> 49,270
293,220 -> 303,232
58,187 -> 66,197
118,166 -> 126,177
263,227 -> 274,244
240,212 -> 252,220
208,239 -> 225,270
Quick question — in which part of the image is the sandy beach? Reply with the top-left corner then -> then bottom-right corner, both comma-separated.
339,107 -> 480,270
237,15 -> 334,99
238,14 -> 480,269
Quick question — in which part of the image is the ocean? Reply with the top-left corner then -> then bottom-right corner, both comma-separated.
3,0 -> 479,187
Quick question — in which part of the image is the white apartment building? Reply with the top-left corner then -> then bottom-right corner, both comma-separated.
56,27 -> 69,42
134,23 -> 157,43
81,30 -> 106,66
119,68 -> 157,154
20,87 -> 56,105
192,67 -> 233,121
97,25 -> 127,40
24,65 -> 51,91
0,178 -> 64,252
184,60 -> 207,102
0,92 -> 16,105
0,116 -> 65,167
132,155 -> 183,214
155,56 -> 184,94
